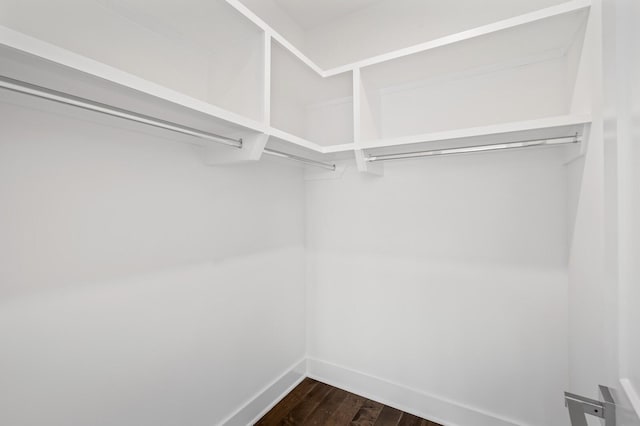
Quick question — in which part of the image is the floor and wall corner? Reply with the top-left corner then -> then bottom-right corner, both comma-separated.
0,1 -> 638,426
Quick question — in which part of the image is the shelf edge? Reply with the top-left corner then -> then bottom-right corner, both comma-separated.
323,0 -> 591,76
267,127 -> 326,153
357,115 -> 593,150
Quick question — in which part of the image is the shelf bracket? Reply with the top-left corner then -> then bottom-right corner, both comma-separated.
355,149 -> 384,176
203,132 -> 269,166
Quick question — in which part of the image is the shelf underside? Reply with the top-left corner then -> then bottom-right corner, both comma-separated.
359,116 -> 590,157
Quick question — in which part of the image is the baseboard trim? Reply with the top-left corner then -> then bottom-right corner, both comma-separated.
306,357 -> 522,426
220,356 -> 527,426
220,358 -> 307,426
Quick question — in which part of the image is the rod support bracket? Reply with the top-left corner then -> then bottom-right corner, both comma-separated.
202,132 -> 268,166
355,148 -> 384,176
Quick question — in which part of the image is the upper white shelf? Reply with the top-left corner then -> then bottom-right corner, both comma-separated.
0,0 -> 593,160
352,114 -> 592,155
359,5 -> 589,91
0,26 -> 330,155
225,0 -> 591,78
322,0 -> 591,76
0,25 -> 265,139
353,4 -> 590,141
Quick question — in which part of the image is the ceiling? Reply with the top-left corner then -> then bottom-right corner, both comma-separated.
273,0 -> 384,30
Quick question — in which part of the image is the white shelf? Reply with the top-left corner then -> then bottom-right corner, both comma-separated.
267,127 -> 324,153
0,29 -> 272,141
350,115 -> 591,155
224,0 -> 591,78
1,0 -> 268,120
0,27 -> 335,156
356,5 -> 589,142
322,0 -> 591,76
1,0 -> 594,163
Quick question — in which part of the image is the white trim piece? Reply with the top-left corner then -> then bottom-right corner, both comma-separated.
353,68 -> 362,144
621,378 -> 640,420
358,114 -> 592,150
267,126 -> 325,153
263,32 -> 272,127
0,26 -> 266,134
322,0 -> 591,76
224,0 -> 324,76
270,33 -> 325,77
219,358 -> 307,426
306,357 -> 524,426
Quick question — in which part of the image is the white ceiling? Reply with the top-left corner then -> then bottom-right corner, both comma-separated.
273,0 -> 384,30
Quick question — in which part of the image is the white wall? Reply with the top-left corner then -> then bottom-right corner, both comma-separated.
304,0 -> 568,68
0,97 -> 306,426
604,0 -> 640,420
376,57 -> 569,138
565,0 -> 614,408
567,1 -> 640,422
305,148 -> 571,426
270,41 -> 353,144
611,0 -> 640,408
305,98 -> 354,146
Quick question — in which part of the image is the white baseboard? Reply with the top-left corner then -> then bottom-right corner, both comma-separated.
220,356 -> 526,426
220,358 -> 307,426
306,357 -> 522,426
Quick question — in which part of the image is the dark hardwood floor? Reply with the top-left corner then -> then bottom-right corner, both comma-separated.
255,378 -> 442,426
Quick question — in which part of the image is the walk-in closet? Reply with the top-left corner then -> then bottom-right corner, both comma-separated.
0,0 -> 639,425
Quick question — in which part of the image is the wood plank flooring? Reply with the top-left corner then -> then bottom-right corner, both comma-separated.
255,378 -> 442,426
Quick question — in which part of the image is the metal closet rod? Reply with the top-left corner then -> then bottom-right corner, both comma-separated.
366,134 -> 581,162
0,75 -> 337,171
0,75 -> 242,148
263,148 -> 336,171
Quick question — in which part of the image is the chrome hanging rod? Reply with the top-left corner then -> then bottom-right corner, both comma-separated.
1,76 -> 335,171
0,75 -> 243,148
263,148 -> 336,171
366,134 -> 580,162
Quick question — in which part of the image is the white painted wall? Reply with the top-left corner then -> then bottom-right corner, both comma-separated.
567,0 -> 640,422
566,0 -> 613,408
305,148 -> 571,426
376,57 -> 570,138
611,0 -> 640,411
305,99 -> 354,146
0,98 -> 306,426
303,0 -> 569,68
604,0 -> 640,420
270,41 -> 353,144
